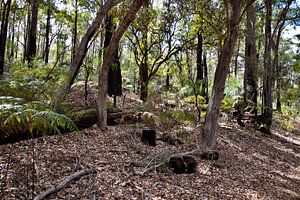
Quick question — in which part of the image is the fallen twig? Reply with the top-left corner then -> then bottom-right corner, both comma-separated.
34,169 -> 96,200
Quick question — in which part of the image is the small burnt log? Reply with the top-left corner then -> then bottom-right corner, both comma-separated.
200,151 -> 219,160
141,129 -> 156,146
168,156 -> 197,174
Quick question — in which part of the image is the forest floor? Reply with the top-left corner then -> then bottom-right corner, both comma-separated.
0,86 -> 299,200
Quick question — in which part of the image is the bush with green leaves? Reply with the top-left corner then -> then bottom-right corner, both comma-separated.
0,97 -> 78,143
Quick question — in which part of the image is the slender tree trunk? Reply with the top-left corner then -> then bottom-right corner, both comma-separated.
71,0 -> 78,61
244,2 -> 257,117
139,1 -> 149,102
15,21 -> 20,59
43,8 -> 51,64
166,68 -> 170,90
0,0 -> 12,75
203,52 -> 208,103
97,0 -> 145,130
26,0 -> 38,63
51,0 -> 122,111
140,62 -> 149,102
273,0 -> 293,112
9,10 -> 15,59
234,38 -> 240,78
262,0 -> 272,131
203,1 -> 241,149
196,32 -> 204,95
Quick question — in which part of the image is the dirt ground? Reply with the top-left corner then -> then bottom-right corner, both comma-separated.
0,118 -> 299,199
1,86 -> 299,199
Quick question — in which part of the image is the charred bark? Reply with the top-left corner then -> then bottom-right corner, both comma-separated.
97,0 -> 145,130
0,0 -> 12,75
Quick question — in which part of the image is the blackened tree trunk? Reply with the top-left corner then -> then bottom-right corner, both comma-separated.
139,23 -> 149,101
262,0 -> 272,132
26,0 -> 38,63
196,32 -> 204,96
244,1 -> 257,117
97,0 -> 145,130
51,0 -> 123,111
43,8 -> 51,64
104,14 -> 122,106
203,0 -> 241,149
0,0 -> 12,75
71,0 -> 78,62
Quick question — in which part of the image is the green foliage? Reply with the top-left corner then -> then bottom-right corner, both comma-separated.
225,76 -> 242,97
0,97 -> 78,141
159,110 -> 194,124
274,107 -> 299,132
221,96 -> 235,112
183,95 -> 206,104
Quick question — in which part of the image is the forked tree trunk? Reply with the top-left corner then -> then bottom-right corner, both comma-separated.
0,0 -> 12,75
97,0 -> 145,130
51,0 -> 123,111
244,2 -> 257,117
203,1 -> 241,149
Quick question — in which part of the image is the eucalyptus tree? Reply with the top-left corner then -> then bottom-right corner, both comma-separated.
203,0 -> 254,149
26,0 -> 39,63
97,0 -> 146,130
127,0 -> 182,101
244,1 -> 258,117
260,0 -> 294,132
51,0 -> 123,111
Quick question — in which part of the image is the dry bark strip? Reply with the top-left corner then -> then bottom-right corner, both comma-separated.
34,169 -> 96,200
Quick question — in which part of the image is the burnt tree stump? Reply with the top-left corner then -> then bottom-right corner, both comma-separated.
141,129 -> 156,146
168,155 -> 197,174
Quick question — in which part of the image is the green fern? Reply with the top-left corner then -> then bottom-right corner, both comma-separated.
0,97 -> 78,141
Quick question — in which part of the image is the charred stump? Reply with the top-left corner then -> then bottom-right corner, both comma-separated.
168,155 -> 197,174
141,129 -> 156,146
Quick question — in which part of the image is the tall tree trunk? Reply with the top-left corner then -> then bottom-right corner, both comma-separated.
262,0 -> 272,132
71,0 -> 78,62
9,10 -> 15,59
203,52 -> 208,103
244,1 -> 257,117
273,0 -> 293,112
196,32 -> 204,95
203,0 -> 241,149
51,0 -> 122,111
26,0 -> 38,63
43,8 -> 51,64
139,1 -> 149,102
234,38 -> 240,78
104,14 -> 122,106
97,0 -> 145,130
23,11 -> 30,62
0,0 -> 12,75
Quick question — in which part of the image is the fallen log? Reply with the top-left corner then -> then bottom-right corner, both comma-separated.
34,169 -> 96,200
